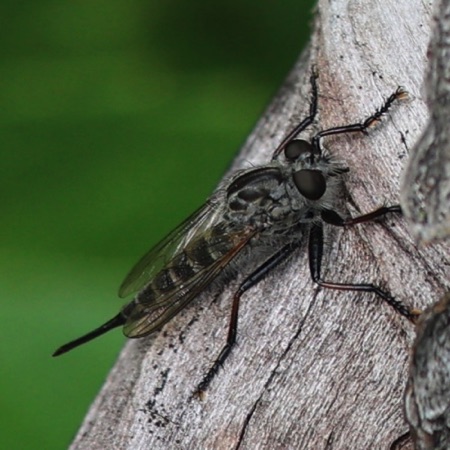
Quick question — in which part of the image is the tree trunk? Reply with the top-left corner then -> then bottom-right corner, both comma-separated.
400,0 -> 450,244
70,1 -> 449,449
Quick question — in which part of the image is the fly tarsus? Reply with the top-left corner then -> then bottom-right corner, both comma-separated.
313,279 -> 420,323
196,344 -> 233,397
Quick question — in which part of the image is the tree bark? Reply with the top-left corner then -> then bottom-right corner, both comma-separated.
70,1 -> 450,449
400,0 -> 450,243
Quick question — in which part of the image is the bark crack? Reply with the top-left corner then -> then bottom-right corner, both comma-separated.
234,295 -> 318,448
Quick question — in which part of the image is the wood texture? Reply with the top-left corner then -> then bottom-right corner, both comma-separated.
70,1 -> 450,449
401,0 -> 450,243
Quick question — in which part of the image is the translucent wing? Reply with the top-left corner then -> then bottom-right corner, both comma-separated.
123,226 -> 255,337
119,200 -> 222,298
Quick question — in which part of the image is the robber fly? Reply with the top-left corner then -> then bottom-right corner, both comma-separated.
53,71 -> 419,393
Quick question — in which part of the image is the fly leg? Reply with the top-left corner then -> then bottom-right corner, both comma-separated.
311,87 -> 407,153
308,209 -> 419,322
321,204 -> 402,227
197,243 -> 298,395
272,68 -> 319,160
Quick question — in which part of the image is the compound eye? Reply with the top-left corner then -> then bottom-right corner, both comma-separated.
284,139 -> 313,161
293,169 -> 326,200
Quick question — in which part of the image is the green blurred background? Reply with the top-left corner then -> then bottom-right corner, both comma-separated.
1,1 -> 314,448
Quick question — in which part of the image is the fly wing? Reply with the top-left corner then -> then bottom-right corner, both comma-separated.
123,226 -> 256,337
119,200 -> 222,298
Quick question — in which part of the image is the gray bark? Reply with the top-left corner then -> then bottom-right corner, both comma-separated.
70,1 -> 450,449
400,0 -> 450,243
404,293 -> 450,450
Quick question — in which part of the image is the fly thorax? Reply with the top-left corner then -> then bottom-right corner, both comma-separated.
225,167 -> 293,229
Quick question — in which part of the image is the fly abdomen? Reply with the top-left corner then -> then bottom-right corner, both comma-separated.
134,284 -> 157,304
170,252 -> 197,282
150,252 -> 199,295
150,224 -> 234,295
153,268 -> 176,293
185,237 -> 216,267
185,224 -> 233,268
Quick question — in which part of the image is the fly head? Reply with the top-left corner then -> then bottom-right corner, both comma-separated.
283,140 -> 326,200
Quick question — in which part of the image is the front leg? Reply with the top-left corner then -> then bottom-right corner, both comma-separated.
321,205 -> 401,227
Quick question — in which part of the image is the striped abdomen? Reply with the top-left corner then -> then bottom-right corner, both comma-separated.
135,223 -> 234,304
